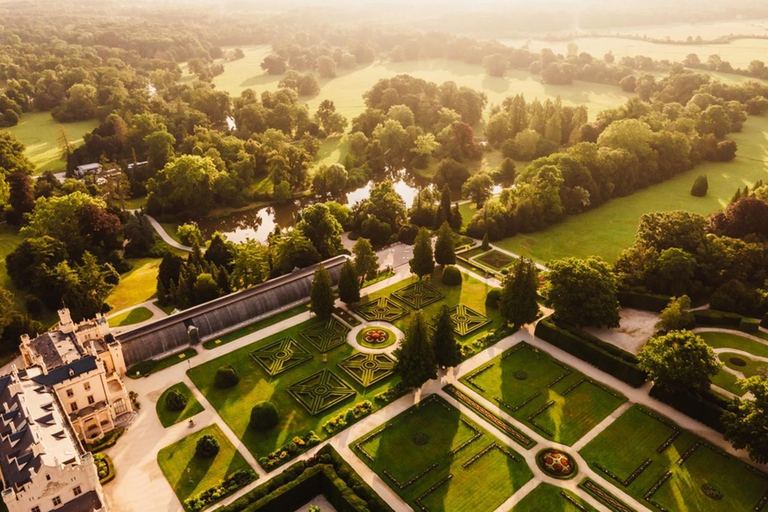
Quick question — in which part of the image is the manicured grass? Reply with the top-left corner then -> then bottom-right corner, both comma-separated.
127,348 -> 197,378
156,383 -> 205,428
474,249 -> 515,270
496,115 -> 768,263
352,395 -> 533,512
108,307 -> 154,327
580,405 -> 768,512
711,368 -> 744,396
720,351 -> 768,379
202,301 -> 310,350
511,483 -> 597,512
3,112 -> 98,173
106,258 -> 161,312
698,331 -> 768,358
460,342 -> 626,446
157,424 -> 252,509
188,317 -> 399,469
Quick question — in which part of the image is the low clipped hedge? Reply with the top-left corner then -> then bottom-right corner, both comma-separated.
649,386 -> 728,433
693,309 -> 743,328
535,319 -> 646,387
219,445 -> 393,512
740,317 -> 760,333
617,291 -> 672,312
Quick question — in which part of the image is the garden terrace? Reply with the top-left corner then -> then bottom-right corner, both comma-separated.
580,405 -> 768,512
512,483 -> 597,512
187,317 -> 400,470
472,249 -> 516,271
351,395 -> 533,512
459,342 -> 626,446
117,256 -> 346,367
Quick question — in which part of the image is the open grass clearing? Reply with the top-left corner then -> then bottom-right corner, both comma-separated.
108,306 -> 154,327
460,342 -> 626,446
511,483 -> 597,511
352,395 -> 533,512
106,258 -> 161,312
156,382 -> 205,428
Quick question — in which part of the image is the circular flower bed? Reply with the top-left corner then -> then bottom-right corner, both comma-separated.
729,356 -> 747,367
701,483 -> 723,500
513,371 -> 528,380
357,327 -> 397,349
412,433 -> 429,446
536,449 -> 578,479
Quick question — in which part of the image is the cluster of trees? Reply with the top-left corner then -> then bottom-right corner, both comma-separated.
261,39 -> 373,79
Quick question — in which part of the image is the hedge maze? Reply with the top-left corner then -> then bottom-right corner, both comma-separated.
300,317 -> 349,353
287,369 -> 356,415
338,352 -> 396,387
450,305 -> 490,336
355,296 -> 410,322
249,337 -> 311,376
392,281 -> 444,309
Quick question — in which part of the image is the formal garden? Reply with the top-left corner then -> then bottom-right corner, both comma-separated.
459,342 -> 627,446
156,382 -> 205,428
696,330 -> 768,397
512,483 -> 597,512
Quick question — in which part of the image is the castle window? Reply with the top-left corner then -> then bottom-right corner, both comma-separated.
84,382 -> 91,391
73,485 -> 82,496
31,507 -> 40,512
45,474 -> 51,481
66,389 -> 74,397
87,395 -> 94,405
71,402 -> 78,412
52,496 -> 61,506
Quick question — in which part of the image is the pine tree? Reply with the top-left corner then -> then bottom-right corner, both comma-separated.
731,188 -> 741,204
353,237 -> 379,285
439,185 -> 453,227
409,228 -> 435,279
310,264 -> 335,319
395,311 -> 437,388
481,232 -> 490,250
432,306 -> 461,368
338,260 -> 360,304
217,266 -> 232,294
499,257 -> 540,327
434,222 -> 456,266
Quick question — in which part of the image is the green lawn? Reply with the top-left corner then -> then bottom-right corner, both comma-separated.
156,383 -> 205,428
127,348 -> 197,378
460,342 -> 626,446
188,317 -> 400,469
352,395 -> 533,512
202,302 -> 310,350
511,483 -> 597,511
720,351 -> 768,379
580,405 -> 768,512
496,115 -> 768,263
106,258 -> 161,312
698,331 -> 768,358
108,307 -> 154,327
3,112 -> 98,173
157,424 -> 252,508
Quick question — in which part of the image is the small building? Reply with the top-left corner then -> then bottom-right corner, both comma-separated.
73,163 -> 102,179
0,368 -> 106,512
19,310 -> 132,445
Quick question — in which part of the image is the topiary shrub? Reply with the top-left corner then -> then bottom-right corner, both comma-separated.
250,401 -> 279,431
691,174 -> 708,197
165,389 -> 187,412
195,434 -> 220,458
442,265 -> 462,285
215,365 -> 240,388
486,289 -> 501,308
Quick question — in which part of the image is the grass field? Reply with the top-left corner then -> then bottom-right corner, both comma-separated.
352,395 -> 533,512
156,383 -> 205,428
461,342 -> 626,446
495,114 -> 768,263
3,112 -> 98,173
188,317 -> 400,469
106,258 -> 161,312
157,424 -> 252,508
205,46 -> 632,121
108,306 -> 154,327
511,483 -> 597,511
580,404 -> 768,512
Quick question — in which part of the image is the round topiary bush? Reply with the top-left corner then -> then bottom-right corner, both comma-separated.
442,265 -> 462,285
215,365 -> 240,388
691,174 -> 708,197
165,389 -> 187,412
195,434 -> 220,458
250,401 -> 279,431
486,289 -> 501,308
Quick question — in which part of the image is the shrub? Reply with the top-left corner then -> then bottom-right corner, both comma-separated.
740,317 -> 760,333
195,434 -> 220,458
690,174 -> 708,197
397,224 -> 418,245
215,365 -> 240,388
693,308 -> 744,328
486,289 -> 501,308
617,291 -> 672,312
250,401 -> 279,431
441,265 -> 461,285
165,389 -> 188,412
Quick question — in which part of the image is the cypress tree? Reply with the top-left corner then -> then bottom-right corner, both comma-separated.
409,228 -> 435,279
439,185 -> 453,227
338,260 -> 360,304
434,222 -> 456,266
481,232 -> 490,250
432,306 -> 461,368
310,264 -> 335,319
395,312 -> 437,388
499,257 -> 540,327
731,188 -> 741,204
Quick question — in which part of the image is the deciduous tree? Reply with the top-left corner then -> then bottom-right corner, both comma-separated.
638,330 -> 720,393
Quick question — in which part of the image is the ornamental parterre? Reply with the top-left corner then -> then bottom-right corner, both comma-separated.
537,448 -> 578,479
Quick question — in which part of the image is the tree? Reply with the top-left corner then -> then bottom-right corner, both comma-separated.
144,130 -> 176,170
165,389 -> 187,411
353,238 -> 379,284
231,240 -> 269,289
409,228 -> 434,279
655,295 -> 695,333
499,257 -> 540,327
690,174 -> 708,197
146,155 -> 222,216
395,312 -> 437,388
481,232 -> 490,250
544,257 -> 620,328
311,163 -> 348,197
296,203 -> 343,259
250,401 -> 279,430
310,264 -> 334,319
316,56 -> 337,78
314,100 -> 347,135
638,330 -> 720,393
482,54 -> 509,77
270,230 -> 321,275
724,376 -> 768,463
6,171 -> 34,224
193,273 -> 220,305
261,54 -> 287,75
462,173 -> 494,208
338,260 -> 360,304
195,434 -> 220,458
432,306 -> 460,368
434,222 -> 456,267
433,158 -> 470,189
204,233 -> 234,271
438,185 -> 454,228
214,365 -> 240,388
